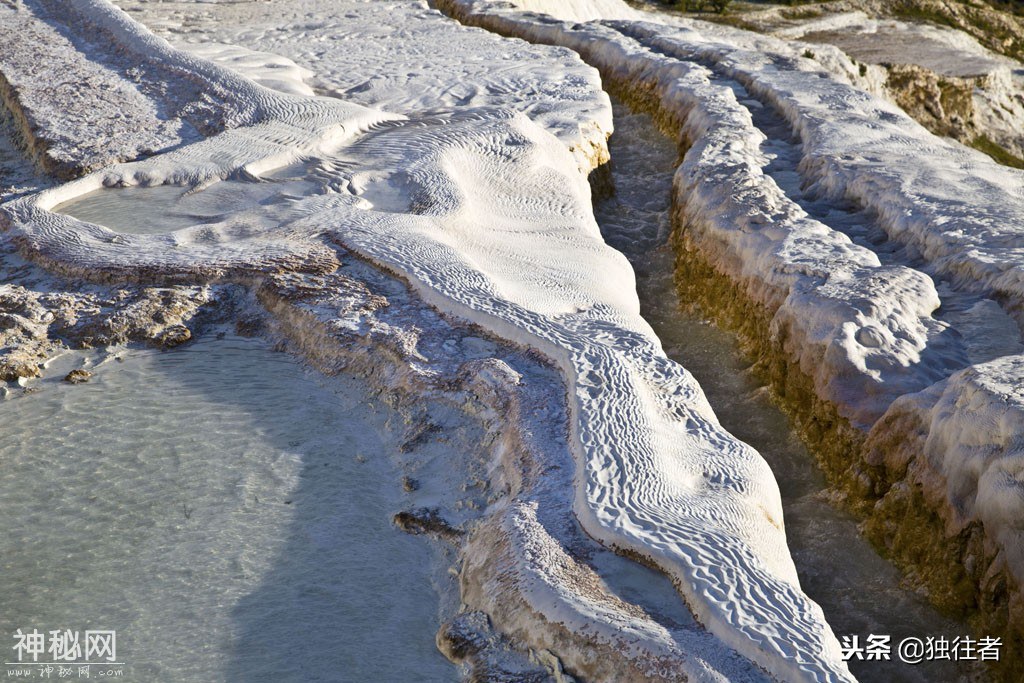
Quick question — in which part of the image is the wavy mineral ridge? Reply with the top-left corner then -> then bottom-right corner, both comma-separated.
3,0 -> 1024,681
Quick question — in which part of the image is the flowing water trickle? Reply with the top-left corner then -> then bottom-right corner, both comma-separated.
595,100 -> 975,683
0,333 -> 458,682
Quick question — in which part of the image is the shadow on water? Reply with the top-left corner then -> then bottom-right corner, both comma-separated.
595,99 -> 975,683
0,332 -> 456,682
222,361 -> 457,683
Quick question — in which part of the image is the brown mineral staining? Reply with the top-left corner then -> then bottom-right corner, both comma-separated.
392,507 -> 464,542
0,354 -> 43,381
436,613 -> 489,661
156,323 -> 191,347
0,278 -> 216,379
63,368 -> 92,384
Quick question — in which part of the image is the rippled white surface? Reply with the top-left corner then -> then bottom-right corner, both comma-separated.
0,333 -> 456,682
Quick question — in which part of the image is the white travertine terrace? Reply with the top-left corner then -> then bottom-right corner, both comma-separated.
18,0 -> 1024,677
0,0 -> 858,680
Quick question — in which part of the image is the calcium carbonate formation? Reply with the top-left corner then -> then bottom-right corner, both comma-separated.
7,0 -> 1024,679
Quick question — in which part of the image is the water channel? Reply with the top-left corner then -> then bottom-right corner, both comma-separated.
595,100 -> 974,683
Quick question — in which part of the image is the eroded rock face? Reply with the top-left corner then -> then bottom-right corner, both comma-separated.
393,507 -> 465,542
878,62 -> 1024,167
884,63 -> 976,140
437,611 -> 564,683
861,357 -> 1024,669
0,276 -> 219,382
642,1 -> 1024,166
61,368 -> 92,383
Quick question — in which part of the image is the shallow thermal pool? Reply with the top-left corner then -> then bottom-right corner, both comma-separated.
0,333 -> 457,682
54,169 -> 317,235
55,183 -> 193,234
596,100 -> 976,683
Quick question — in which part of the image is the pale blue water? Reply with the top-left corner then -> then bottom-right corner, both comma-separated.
0,333 -> 457,682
